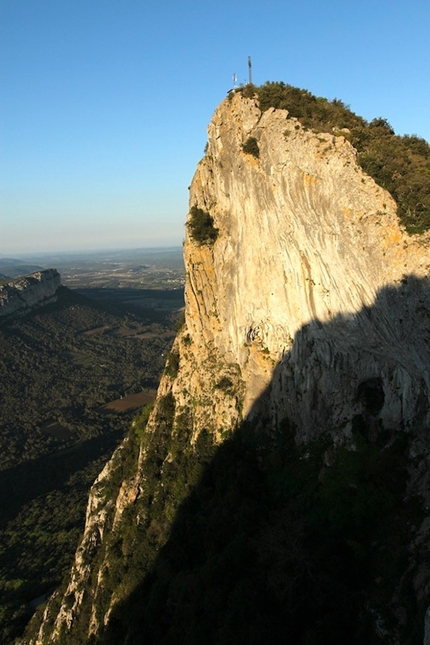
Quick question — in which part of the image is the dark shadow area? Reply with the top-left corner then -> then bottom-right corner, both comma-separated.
0,430 -> 124,527
0,431 -> 127,644
54,277 -> 430,644
75,287 -> 184,325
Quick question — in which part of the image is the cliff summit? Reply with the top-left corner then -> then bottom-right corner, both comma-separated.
26,88 -> 430,644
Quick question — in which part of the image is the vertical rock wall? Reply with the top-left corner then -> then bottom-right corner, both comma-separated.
0,269 -> 61,318
27,92 -> 430,644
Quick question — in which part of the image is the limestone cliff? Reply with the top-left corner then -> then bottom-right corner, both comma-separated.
0,269 -> 61,318
26,91 -> 430,644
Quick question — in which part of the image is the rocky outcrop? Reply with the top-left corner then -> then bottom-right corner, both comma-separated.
0,269 -> 61,318
26,92 -> 430,644
184,93 -> 429,432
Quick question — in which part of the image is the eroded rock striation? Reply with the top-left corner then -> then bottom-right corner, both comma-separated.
27,92 -> 430,644
0,269 -> 61,318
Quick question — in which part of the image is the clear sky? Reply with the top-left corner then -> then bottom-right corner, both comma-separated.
1,0 -> 429,254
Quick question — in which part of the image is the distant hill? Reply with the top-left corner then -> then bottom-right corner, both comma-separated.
0,262 -> 45,278
0,257 -> 28,265
0,268 -> 61,318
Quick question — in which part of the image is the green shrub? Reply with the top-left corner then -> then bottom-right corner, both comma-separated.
187,206 -> 219,245
164,350 -> 180,379
240,83 -> 257,99
174,311 -> 185,332
157,391 -> 176,425
252,81 -> 430,234
257,81 -> 365,132
215,376 -> 233,392
242,136 -> 260,158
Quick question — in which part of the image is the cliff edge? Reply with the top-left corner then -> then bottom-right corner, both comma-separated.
26,91 -> 430,644
0,269 -> 61,318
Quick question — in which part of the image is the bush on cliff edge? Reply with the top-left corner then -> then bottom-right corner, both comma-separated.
187,206 -> 219,245
240,81 -> 430,235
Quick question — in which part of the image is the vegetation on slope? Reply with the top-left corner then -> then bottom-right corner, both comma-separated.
116,423 -> 420,645
0,288 -> 169,470
240,81 -> 430,235
187,206 -> 219,245
0,436 -> 121,645
0,287 -> 178,643
26,393 -> 219,645
35,401 -> 423,645
28,310 -> 424,644
242,136 -> 260,158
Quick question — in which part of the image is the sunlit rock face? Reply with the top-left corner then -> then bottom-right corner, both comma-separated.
184,91 -> 429,433
0,269 -> 61,318
28,92 -> 430,644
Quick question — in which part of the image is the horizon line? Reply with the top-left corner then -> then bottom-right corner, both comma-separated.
1,245 -> 184,259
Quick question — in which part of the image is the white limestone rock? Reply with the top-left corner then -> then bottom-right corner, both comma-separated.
0,269 -> 61,318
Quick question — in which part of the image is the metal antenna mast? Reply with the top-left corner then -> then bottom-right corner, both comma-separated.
248,56 -> 252,84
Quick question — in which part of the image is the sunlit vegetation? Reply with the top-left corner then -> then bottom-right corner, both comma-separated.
240,81 -> 430,234
242,136 -> 260,158
164,349 -> 180,378
187,206 -> 219,245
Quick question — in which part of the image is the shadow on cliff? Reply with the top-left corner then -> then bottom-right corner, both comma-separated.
96,276 -> 430,645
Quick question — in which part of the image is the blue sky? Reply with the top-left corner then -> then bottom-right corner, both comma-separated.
1,0 -> 429,254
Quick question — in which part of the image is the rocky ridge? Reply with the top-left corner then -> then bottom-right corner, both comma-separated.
0,269 -> 61,318
27,91 -> 430,644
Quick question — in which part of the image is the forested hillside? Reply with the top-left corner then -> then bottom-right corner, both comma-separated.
0,285 -> 180,643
